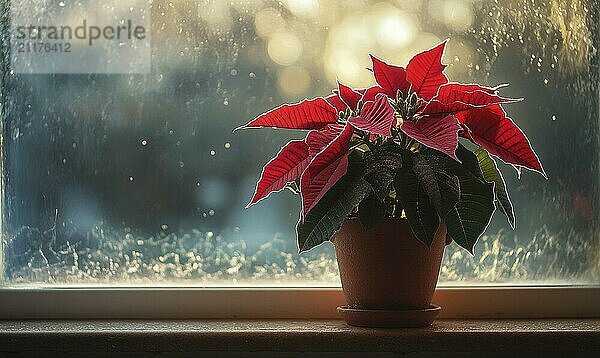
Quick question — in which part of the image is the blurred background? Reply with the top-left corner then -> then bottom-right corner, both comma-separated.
1,0 -> 598,285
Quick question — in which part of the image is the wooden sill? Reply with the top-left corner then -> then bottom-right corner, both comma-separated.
1,319 -> 599,354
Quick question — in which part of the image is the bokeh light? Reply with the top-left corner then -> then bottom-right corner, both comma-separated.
442,0 -> 474,32
373,4 -> 418,49
267,31 -> 303,66
278,66 -> 312,98
254,7 -> 286,38
285,0 -> 320,18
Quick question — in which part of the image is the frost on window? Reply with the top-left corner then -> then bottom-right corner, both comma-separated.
1,0 -> 598,286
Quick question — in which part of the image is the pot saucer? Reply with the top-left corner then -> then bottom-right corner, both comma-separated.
337,304 -> 441,328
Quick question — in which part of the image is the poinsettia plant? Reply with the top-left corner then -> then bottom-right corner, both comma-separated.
236,40 -> 545,254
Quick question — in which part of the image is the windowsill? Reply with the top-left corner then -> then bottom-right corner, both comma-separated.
1,319 -> 599,354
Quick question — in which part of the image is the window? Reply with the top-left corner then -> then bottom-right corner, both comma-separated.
1,0 -> 598,294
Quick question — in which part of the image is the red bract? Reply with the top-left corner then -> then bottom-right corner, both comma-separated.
406,41 -> 448,101
349,93 -> 395,137
325,93 -> 348,113
456,104 -> 546,177
370,55 -> 410,98
400,115 -> 461,161
305,124 -> 344,156
300,124 -> 355,215
247,140 -> 311,207
237,97 -> 338,130
422,83 -> 521,117
360,86 -> 385,103
336,82 -> 362,110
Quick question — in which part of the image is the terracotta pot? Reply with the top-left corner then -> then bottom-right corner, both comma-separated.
332,218 -> 447,312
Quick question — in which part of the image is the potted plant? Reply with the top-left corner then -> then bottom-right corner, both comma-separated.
236,40 -> 545,327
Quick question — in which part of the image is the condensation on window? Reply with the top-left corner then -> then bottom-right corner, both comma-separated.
1,0 -> 599,285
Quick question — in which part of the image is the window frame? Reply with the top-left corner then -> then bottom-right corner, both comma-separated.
0,286 -> 598,319
0,1 -> 598,324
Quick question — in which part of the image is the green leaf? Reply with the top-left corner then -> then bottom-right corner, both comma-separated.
358,195 -> 387,231
395,150 -> 441,246
296,144 -> 404,252
475,147 -> 516,228
445,174 -> 496,254
285,180 -> 301,195
421,145 -> 497,253
362,142 -> 403,200
296,163 -> 372,252
296,143 -> 406,252
412,154 -> 460,219
455,144 -> 485,180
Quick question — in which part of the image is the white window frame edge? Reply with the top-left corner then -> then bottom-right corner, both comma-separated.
0,286 -> 598,319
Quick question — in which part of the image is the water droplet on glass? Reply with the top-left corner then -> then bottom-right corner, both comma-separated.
141,139 -> 148,146
59,1 -> 65,7
209,209 -> 215,216
249,72 -> 256,78
551,115 -> 557,121
230,69 -> 238,76
128,176 -> 134,182
210,150 -> 216,156
224,142 -> 231,149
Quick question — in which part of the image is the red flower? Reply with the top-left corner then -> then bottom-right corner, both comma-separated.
239,40 -> 545,216
348,93 -> 395,137
300,123 -> 355,214
235,97 -> 338,130
456,104 -> 545,176
367,42 -> 543,176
